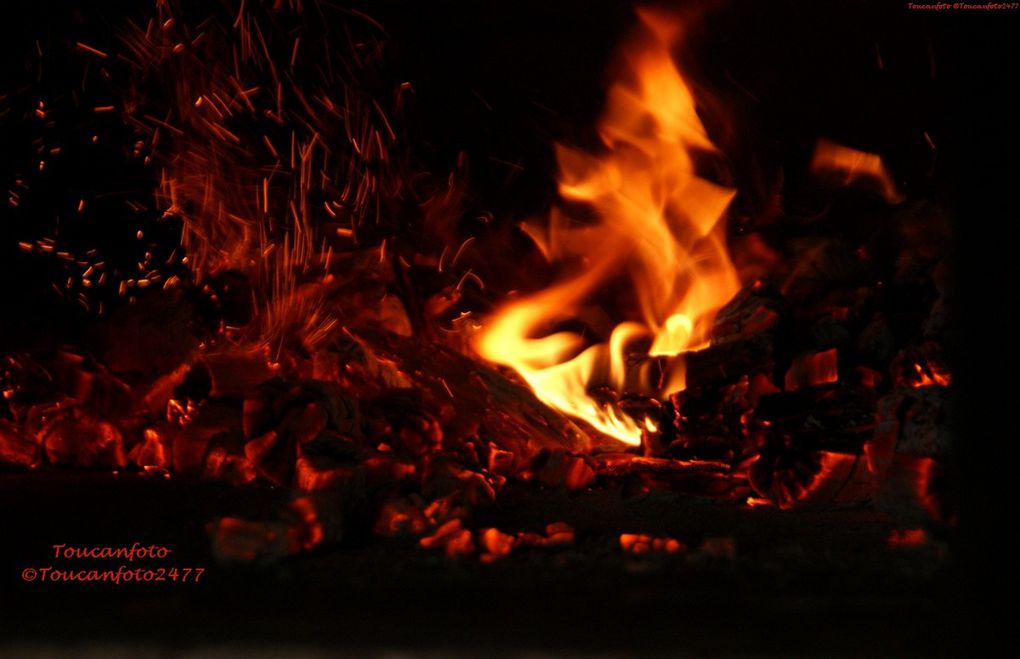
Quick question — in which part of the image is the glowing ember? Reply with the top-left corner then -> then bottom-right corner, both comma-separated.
784,348 -> 839,391
479,528 -> 515,563
909,361 -> 952,388
114,1 -> 406,358
475,9 -> 740,446
887,528 -> 927,550
417,520 -> 575,561
619,533 -> 685,554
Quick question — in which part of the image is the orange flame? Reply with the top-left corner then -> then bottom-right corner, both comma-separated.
910,361 -> 951,388
475,10 -> 740,446
810,139 -> 904,203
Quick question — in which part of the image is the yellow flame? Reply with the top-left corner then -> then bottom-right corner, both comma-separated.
475,10 -> 740,446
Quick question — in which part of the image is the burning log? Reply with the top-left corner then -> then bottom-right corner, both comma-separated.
526,449 -> 596,490
594,454 -> 732,478
709,281 -> 784,344
748,449 -> 876,510
685,334 -> 776,389
750,384 -> 876,453
602,332 -> 774,454
611,283 -> 781,396
618,332 -> 775,395
634,387 -> 745,467
745,384 -> 876,507
593,453 -> 741,496
350,330 -> 593,458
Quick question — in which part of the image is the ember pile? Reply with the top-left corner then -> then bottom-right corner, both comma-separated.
1,1 -> 955,564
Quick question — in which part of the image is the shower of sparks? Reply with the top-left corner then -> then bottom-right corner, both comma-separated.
6,0 -> 430,357
121,0 -> 409,353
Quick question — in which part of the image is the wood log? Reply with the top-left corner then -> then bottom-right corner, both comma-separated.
709,281 -> 784,344
347,330 -> 594,460
875,385 -> 953,459
686,334 -> 776,389
616,333 -> 774,401
749,384 -> 876,453
593,453 -> 731,478
595,453 -> 745,499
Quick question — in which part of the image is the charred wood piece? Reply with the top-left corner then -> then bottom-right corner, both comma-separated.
749,384 -> 876,454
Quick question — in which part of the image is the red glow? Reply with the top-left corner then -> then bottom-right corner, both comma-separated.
909,362 -> 952,388
479,528 -> 515,563
620,533 -> 685,554
887,528 -> 927,549
784,349 -> 839,391
419,519 -> 475,559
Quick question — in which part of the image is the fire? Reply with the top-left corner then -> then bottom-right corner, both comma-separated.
810,139 -> 904,203
475,10 -> 740,446
910,361 -> 951,388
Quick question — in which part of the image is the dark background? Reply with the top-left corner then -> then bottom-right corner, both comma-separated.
1,0 -> 1017,654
